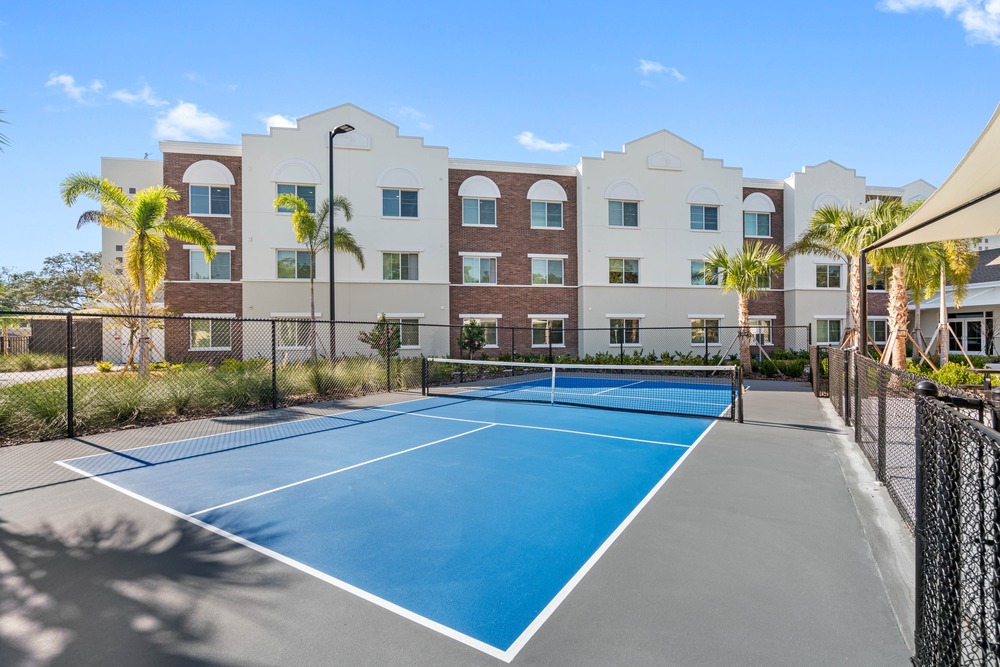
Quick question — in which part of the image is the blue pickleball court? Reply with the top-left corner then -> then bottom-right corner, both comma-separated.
58,395 -> 717,661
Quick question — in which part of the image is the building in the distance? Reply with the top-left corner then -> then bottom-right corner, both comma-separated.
99,103 -> 935,361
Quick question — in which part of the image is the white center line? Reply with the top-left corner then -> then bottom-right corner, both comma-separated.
189,423 -> 496,516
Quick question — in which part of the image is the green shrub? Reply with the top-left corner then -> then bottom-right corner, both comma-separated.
948,354 -> 989,368
96,361 -> 113,373
933,362 -> 983,387
0,353 -> 68,373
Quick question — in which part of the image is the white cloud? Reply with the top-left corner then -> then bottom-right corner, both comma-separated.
638,59 -> 686,83
879,0 -> 1000,44
154,102 -> 229,141
45,73 -> 102,102
110,83 -> 167,107
516,131 -> 571,152
263,114 -> 296,129
397,106 -> 433,131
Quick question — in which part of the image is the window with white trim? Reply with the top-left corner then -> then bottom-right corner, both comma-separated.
276,250 -> 313,279
276,184 -> 317,212
867,319 -> 889,345
757,270 -> 772,290
382,252 -> 419,281
610,318 -> 640,345
530,201 -> 563,228
816,264 -> 842,288
609,258 -> 639,284
749,319 -> 773,345
690,260 -> 719,286
531,258 -> 563,285
608,201 -> 639,227
463,198 -> 496,226
463,256 -> 497,284
190,319 -> 232,350
276,320 -> 311,349
382,189 -> 418,217
385,317 -> 420,348
690,319 -> 720,345
744,212 -> 770,237
816,319 -> 843,345
531,319 -> 564,346
190,185 -> 230,216
690,205 -> 719,231
190,250 -> 231,281
463,318 -> 498,347
867,266 -> 887,291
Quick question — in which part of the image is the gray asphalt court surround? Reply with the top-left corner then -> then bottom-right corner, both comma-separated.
0,381 -> 913,666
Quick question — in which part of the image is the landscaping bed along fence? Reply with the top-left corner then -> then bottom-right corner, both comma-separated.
0,311 -> 812,446
814,345 -> 1000,666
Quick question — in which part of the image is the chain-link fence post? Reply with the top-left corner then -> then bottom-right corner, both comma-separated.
877,364 -> 887,483
271,320 -> 278,409
913,382 -> 934,660
66,312 -> 74,438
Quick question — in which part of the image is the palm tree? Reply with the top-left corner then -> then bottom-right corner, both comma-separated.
61,174 -> 216,376
272,194 -> 363,361
702,241 -> 785,374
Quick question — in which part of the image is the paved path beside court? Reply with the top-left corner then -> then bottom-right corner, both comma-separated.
0,381 -> 913,666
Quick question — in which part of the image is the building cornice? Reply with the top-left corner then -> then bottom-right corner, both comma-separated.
159,141 -> 242,157
743,178 -> 785,190
449,158 -> 578,177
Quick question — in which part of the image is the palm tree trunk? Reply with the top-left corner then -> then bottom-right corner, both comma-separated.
738,295 -> 751,375
912,296 -> 923,364
137,269 -> 150,377
309,254 -> 318,364
849,257 -> 862,341
888,264 -> 908,370
939,263 -> 948,367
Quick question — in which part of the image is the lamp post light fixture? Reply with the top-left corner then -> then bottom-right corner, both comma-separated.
328,123 -> 355,356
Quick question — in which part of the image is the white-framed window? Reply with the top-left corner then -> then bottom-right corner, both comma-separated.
276,184 -> 317,213
531,258 -> 563,285
749,318 -> 773,345
757,270 -> 772,290
463,318 -> 498,347
691,318 -> 721,345
385,317 -> 420,348
382,252 -> 419,281
816,264 -> 842,289
609,258 -> 639,284
189,185 -> 230,216
382,189 -> 419,218
463,198 -> 496,226
530,201 -> 563,228
744,212 -> 770,237
189,250 -> 231,281
276,250 -> 313,279
867,319 -> 889,345
816,319 -> 843,345
189,317 -> 233,351
608,201 -> 639,227
531,318 -> 565,347
690,205 -> 719,231
463,256 -> 498,285
276,320 -> 311,349
867,266 -> 887,291
610,318 -> 640,345
690,260 -> 719,286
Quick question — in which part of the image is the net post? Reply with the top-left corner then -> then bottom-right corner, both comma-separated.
66,312 -> 74,438
550,364 -> 556,404
421,356 -> 427,396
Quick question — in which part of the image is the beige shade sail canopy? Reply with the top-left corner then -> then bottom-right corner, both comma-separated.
869,102 -> 1000,251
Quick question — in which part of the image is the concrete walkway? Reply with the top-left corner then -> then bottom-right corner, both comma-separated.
0,381 -> 913,666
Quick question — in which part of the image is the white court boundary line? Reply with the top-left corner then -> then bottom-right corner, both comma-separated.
54,395 -> 725,662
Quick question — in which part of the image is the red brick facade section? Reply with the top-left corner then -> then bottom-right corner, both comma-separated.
448,169 -> 578,357
162,152 -> 243,362
742,188 -> 797,348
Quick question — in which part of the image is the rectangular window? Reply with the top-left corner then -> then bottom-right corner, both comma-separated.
382,252 -> 419,281
276,250 -> 313,279
749,319 -> 773,345
867,266 -> 887,291
382,189 -> 419,218
530,201 -> 563,228
610,318 -> 640,345
462,256 -> 497,284
608,201 -> 639,227
189,319 -> 232,350
690,205 -> 719,231
757,270 -> 772,290
276,184 -> 317,212
609,258 -> 639,284
464,318 -> 498,347
743,212 -> 771,237
190,185 -> 230,216
690,260 -> 719,286
867,320 -> 888,345
386,318 -> 420,348
531,319 -> 564,346
276,320 -> 311,349
690,319 -> 721,345
816,319 -> 843,345
531,258 -> 563,285
462,198 -> 496,226
189,250 -> 231,281
816,264 -> 842,288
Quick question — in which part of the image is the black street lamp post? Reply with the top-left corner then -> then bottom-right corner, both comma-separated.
328,123 -> 355,356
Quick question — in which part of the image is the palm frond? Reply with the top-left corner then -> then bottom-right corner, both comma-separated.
61,173 -> 132,213
158,216 -> 217,260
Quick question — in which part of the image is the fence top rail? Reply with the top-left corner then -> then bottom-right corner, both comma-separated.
425,357 -> 738,373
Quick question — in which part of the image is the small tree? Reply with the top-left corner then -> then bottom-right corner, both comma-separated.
457,320 -> 486,359
358,316 -> 400,363
97,271 -> 169,367
0,314 -> 22,356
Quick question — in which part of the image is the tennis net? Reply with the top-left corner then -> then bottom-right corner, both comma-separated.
421,358 -> 743,421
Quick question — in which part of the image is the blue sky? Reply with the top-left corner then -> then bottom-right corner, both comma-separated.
2,0 -> 1000,272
